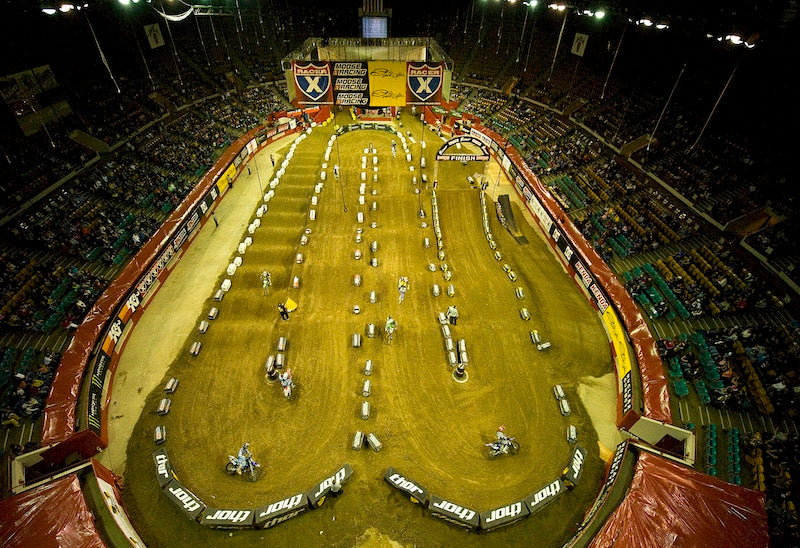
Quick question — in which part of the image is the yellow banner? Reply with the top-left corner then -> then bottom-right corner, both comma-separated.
602,307 -> 631,378
368,61 -> 406,107
220,163 -> 237,191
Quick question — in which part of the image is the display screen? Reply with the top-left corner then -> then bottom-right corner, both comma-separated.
362,16 -> 387,38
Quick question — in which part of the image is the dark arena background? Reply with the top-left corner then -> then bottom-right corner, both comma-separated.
0,0 -> 798,546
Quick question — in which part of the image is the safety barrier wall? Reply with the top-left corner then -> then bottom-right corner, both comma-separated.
38,110 -> 332,464
467,124 -> 671,426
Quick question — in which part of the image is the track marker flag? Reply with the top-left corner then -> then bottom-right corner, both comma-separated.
571,33 -> 588,57
285,298 -> 298,312
145,24 -> 165,49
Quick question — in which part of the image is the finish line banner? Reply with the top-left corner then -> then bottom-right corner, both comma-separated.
294,61 -> 443,107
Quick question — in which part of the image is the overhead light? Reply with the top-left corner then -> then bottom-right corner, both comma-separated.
42,7 -> 57,14
118,0 -> 129,4
548,3 -> 566,11
656,23 -> 669,30
594,10 -> 605,19
637,18 -> 653,27
726,34 -> 742,45
59,3 -> 74,11
524,0 -> 538,7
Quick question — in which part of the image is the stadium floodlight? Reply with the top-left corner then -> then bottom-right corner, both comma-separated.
594,10 -> 605,19
523,0 -> 538,7
42,7 -> 57,13
118,0 -> 130,4
548,3 -> 566,11
656,23 -> 669,30
726,34 -> 742,45
60,3 -> 74,11
637,18 -> 653,27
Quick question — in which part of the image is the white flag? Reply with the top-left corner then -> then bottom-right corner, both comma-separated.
145,23 -> 165,49
571,33 -> 588,57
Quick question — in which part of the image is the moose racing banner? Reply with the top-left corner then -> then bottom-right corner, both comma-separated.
406,62 -> 444,105
332,62 -> 370,106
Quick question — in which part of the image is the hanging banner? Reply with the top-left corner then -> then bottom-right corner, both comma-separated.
406,62 -> 444,105
368,61 -> 406,107
293,61 -> 333,105
332,62 -> 369,106
144,24 -> 165,49
571,33 -> 589,57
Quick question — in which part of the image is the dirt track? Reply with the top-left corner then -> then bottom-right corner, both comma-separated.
108,112 -> 617,547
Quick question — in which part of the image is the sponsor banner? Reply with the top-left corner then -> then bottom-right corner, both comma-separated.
384,467 -> 428,506
163,479 -> 206,520
86,351 -> 111,434
332,62 -> 369,106
577,442 -> 628,529
135,242 -> 177,298
152,448 -> 176,488
435,135 -> 490,162
220,163 -> 236,191
480,500 -> 529,531
525,478 -> 566,515
117,292 -> 141,324
246,138 -> 257,155
307,463 -> 354,507
100,316 -> 124,356
254,492 -> 309,529
199,508 -> 255,529
368,61 -> 406,107
562,445 -> 587,487
93,463 -> 146,547
293,61 -> 332,104
602,307 -> 635,415
429,495 -> 480,530
406,62 -> 444,105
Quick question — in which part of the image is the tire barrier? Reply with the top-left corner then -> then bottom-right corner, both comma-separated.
154,425 -> 166,445
198,320 -> 209,334
369,290 -> 376,304
352,333 -> 362,348
213,290 -> 224,301
207,307 -> 218,320
432,284 -> 440,297
221,279 -> 231,292
364,359 -> 372,375
520,308 -> 531,321
189,342 -> 202,356
516,287 -> 524,299
567,425 -> 577,444
153,448 -> 354,529
366,432 -> 383,452
361,401 -> 370,420
366,323 -> 375,338
164,378 -> 179,394
352,431 -> 364,450
157,398 -> 171,415
362,380 -> 371,397
354,274 -> 362,286
386,446 -> 585,533
384,467 -> 428,506
277,337 -> 288,352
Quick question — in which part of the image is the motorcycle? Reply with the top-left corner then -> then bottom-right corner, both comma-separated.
486,437 -> 520,460
225,454 -> 262,481
279,371 -> 296,400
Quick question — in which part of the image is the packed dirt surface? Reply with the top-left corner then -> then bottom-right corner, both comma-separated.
108,111 -> 616,547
